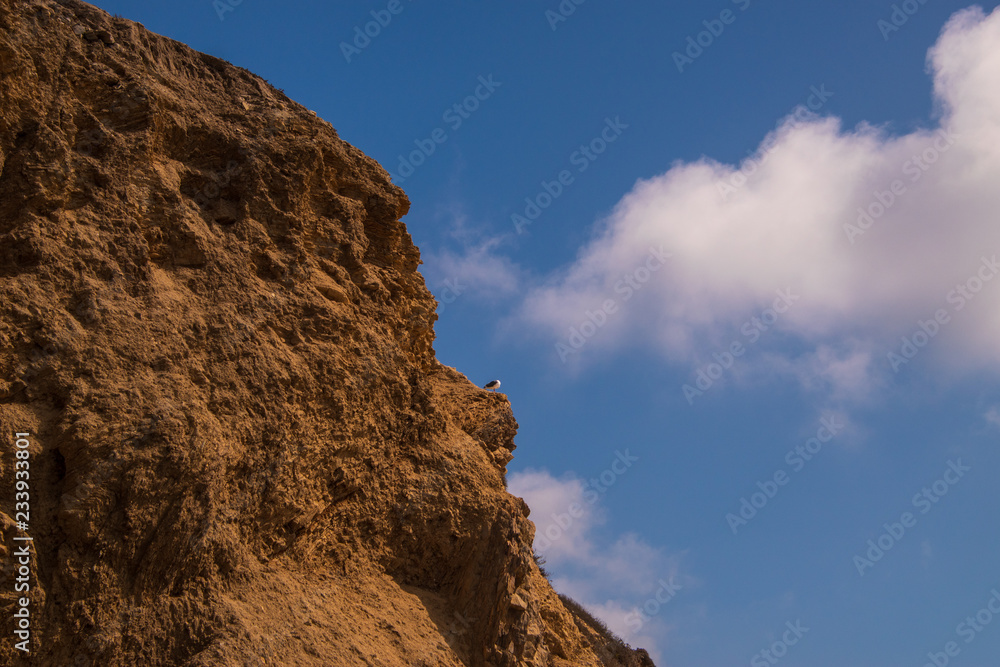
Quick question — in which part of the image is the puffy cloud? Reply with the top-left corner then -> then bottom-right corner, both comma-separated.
509,468 -> 687,663
521,7 -> 1000,386
506,468 -> 596,562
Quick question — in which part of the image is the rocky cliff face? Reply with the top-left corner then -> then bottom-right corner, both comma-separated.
0,1 -> 655,665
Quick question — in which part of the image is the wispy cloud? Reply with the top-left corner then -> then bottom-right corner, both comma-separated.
740,342 -> 885,406
985,406 -> 1000,428
424,236 -> 520,299
420,206 -> 522,307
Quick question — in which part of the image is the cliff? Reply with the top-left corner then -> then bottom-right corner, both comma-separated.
0,1 -> 656,665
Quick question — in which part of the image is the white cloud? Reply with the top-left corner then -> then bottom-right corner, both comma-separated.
508,468 -> 687,663
506,468 -> 597,562
424,235 -> 520,298
578,597 -> 671,665
520,7 -> 1000,389
421,208 -> 522,306
985,406 -> 1000,428
744,343 -> 885,404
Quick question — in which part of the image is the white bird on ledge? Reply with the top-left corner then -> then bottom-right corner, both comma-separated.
484,380 -> 501,392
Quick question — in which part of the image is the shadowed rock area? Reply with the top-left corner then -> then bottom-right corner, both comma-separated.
0,0 -> 657,665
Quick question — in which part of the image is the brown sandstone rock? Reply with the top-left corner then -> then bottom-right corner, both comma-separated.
0,1 -> 657,665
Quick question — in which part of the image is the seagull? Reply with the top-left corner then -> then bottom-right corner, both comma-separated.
484,380 -> 501,392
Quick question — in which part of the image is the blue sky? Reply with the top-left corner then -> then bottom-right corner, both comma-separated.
94,1 -> 1000,664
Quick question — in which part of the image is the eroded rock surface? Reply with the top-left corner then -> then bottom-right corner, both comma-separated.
0,1 -> 656,664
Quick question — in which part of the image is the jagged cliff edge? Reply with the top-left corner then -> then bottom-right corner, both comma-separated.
0,1 -> 656,665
